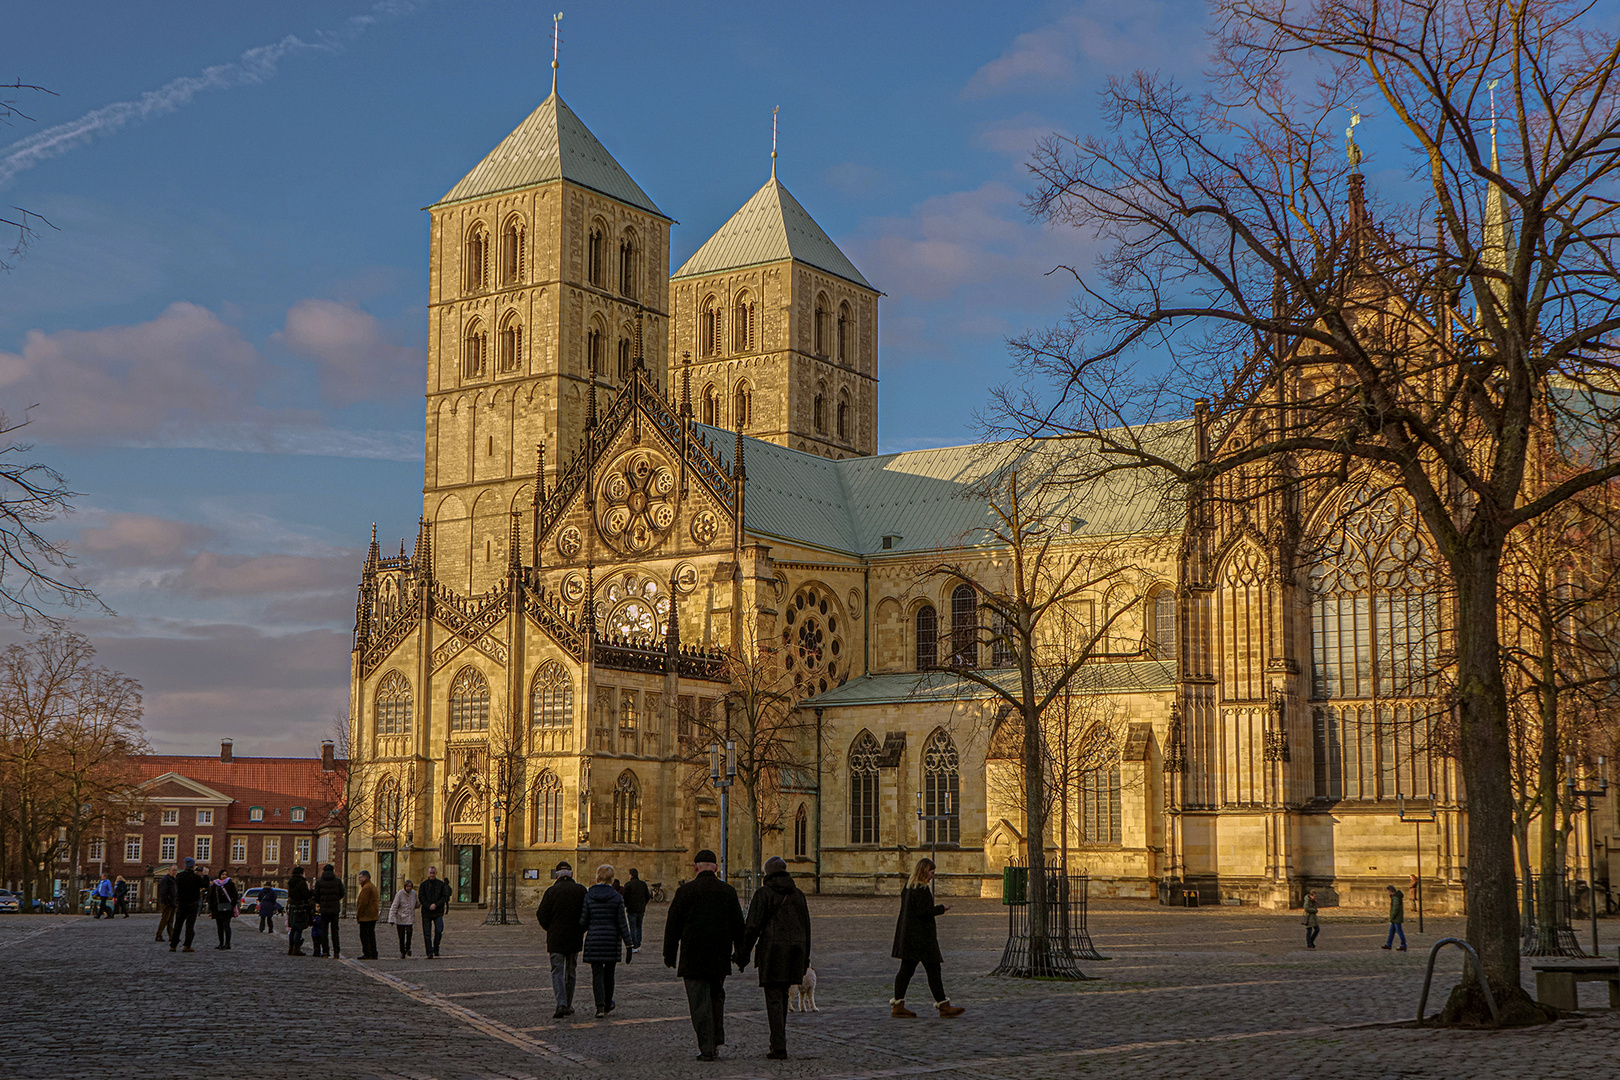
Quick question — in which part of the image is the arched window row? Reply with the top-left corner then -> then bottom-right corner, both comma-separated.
375,670 -> 413,736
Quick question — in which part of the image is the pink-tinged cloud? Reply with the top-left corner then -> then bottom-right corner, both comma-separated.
77,513 -> 218,568
962,2 -> 1204,99
275,298 -> 422,406
166,550 -> 359,598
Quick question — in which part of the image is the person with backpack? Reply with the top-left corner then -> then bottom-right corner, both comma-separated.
537,861 -> 587,1018
580,864 -> 632,1019
313,863 -> 346,959
417,865 -> 450,959
622,868 -> 651,963
737,855 -> 812,1060
286,866 -> 313,956
209,869 -> 240,950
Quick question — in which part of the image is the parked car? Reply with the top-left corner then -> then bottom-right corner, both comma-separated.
239,887 -> 288,916
0,890 -> 21,913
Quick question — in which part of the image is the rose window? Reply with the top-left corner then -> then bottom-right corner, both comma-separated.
598,451 -> 677,555
781,583 -> 847,695
596,572 -> 671,641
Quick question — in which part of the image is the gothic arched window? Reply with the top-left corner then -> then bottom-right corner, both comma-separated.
915,605 -> 938,670
618,230 -> 638,299
813,389 -> 825,433
465,223 -> 488,292
702,384 -> 719,426
375,671 -> 413,736
1153,588 -> 1178,660
922,729 -> 960,844
501,215 -> 525,284
449,789 -> 481,824
813,293 -> 831,356
837,390 -> 849,440
375,777 -> 403,834
794,803 -> 808,859
531,660 -> 572,728
733,292 -> 755,352
949,584 -> 977,669
617,334 -> 632,382
837,301 -> 852,364
1079,750 -> 1122,844
587,222 -> 606,286
586,319 -> 604,377
498,312 -> 523,373
613,770 -> 641,844
848,730 -> 880,844
699,296 -> 720,358
533,769 -> 563,844
733,381 -> 751,429
449,667 -> 490,732
463,319 -> 487,378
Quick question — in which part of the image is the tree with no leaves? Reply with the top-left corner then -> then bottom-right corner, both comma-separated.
1000,0 -> 1620,1019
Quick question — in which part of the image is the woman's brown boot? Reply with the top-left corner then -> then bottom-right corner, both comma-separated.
890,999 -> 916,1018
936,1001 -> 965,1018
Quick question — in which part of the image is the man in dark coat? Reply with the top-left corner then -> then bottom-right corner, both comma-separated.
622,868 -> 651,962
169,857 -> 205,953
155,865 -> 178,943
738,856 -> 811,1060
313,863 -> 347,959
286,866 -> 313,955
537,861 -> 588,1018
663,850 -> 744,1061
418,865 -> 451,958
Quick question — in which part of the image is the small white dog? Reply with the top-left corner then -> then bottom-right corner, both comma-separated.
789,965 -> 818,1012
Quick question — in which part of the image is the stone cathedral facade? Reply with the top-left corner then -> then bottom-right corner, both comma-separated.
347,86 -> 1476,915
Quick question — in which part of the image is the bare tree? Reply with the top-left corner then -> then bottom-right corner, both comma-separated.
0,415 -> 103,626
999,0 -> 1620,1017
2,80 -> 58,274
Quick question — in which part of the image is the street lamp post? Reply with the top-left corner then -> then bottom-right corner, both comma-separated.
710,740 -> 736,884
1396,792 -> 1437,934
916,789 -> 953,866
1566,754 -> 1608,957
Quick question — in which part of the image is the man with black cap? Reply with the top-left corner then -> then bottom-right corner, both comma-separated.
738,855 -> 811,1060
664,849 -> 744,1061
537,860 -> 588,1018
169,857 -> 205,953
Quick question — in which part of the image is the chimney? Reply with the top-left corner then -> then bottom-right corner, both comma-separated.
320,739 -> 335,772
220,739 -> 233,764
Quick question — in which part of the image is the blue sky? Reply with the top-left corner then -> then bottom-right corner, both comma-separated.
2,0 -> 1209,755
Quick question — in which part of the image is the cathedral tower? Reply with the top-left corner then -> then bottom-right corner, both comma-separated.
670,175 -> 878,458
423,91 -> 671,593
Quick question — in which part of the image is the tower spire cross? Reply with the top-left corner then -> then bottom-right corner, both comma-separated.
551,12 -> 563,95
771,105 -> 779,179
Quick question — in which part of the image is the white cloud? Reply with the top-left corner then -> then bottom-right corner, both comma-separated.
963,2 -> 1204,99
274,298 -> 423,406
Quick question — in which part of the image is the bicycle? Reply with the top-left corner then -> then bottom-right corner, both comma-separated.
650,882 -> 667,903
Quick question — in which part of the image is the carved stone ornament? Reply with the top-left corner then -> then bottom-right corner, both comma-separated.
598,450 -> 678,555
561,572 -> 586,604
690,509 -> 719,546
672,561 -> 699,595
557,525 -> 583,559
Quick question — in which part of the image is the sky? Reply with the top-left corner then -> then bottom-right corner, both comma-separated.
2,0 -> 1212,757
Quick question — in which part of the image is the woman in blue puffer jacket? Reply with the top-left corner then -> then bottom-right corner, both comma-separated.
579,863 -> 632,1019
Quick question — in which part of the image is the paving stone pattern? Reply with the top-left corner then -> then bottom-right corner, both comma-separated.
4,897 -> 1619,1079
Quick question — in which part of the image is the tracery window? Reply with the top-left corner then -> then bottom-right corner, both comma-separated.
1153,589 -> 1177,660
837,301 -> 852,365
1078,757 -> 1122,843
465,224 -> 488,292
613,770 -> 641,844
531,660 -> 573,728
990,610 -> 1015,668
449,790 -> 481,824
794,803 -> 808,858
915,605 -> 938,670
949,584 -> 977,669
733,292 -> 755,352
922,729 -> 960,844
449,667 -> 490,732
699,297 -> 721,358
375,777 -> 403,834
781,583 -> 846,695
375,671 -> 413,736
533,769 -> 563,844
848,731 -> 880,844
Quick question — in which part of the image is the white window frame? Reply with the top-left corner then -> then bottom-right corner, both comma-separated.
249,806 -> 263,822
291,807 -> 305,823
295,838 -> 311,863
196,809 -> 213,826
263,837 -> 280,864
161,809 -> 179,825
124,836 -> 141,863
160,835 -> 177,862
88,838 -> 104,861
230,837 -> 247,863
195,836 -> 212,862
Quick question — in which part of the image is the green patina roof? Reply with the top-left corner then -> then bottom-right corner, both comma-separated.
695,423 -> 1192,557
435,93 -> 665,217
801,661 -> 1180,708
672,178 -> 872,289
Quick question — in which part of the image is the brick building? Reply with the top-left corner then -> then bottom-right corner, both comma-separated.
73,741 -> 348,909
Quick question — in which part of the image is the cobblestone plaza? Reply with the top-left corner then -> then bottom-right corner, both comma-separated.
5,899 -> 1618,1079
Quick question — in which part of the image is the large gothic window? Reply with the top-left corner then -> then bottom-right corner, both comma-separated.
613,770 -> 641,844
915,605 -> 938,670
449,667 -> 490,733
848,731 -> 880,844
922,729 -> 960,844
1309,493 -> 1441,801
375,671 -> 413,736
949,584 -> 977,669
533,769 -> 563,844
375,777 -> 403,834
531,661 -> 572,728
1153,589 -> 1178,660
1078,757 -> 1122,843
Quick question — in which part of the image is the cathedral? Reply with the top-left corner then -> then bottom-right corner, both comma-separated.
345,82 -> 1482,916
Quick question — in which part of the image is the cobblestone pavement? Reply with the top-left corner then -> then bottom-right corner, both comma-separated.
5,898 -> 1620,1079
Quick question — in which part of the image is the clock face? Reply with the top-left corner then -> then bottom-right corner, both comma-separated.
597,450 -> 678,555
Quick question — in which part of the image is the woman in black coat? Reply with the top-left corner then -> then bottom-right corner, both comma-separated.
738,856 -> 811,1059
579,864 -> 631,1018
890,858 -> 964,1017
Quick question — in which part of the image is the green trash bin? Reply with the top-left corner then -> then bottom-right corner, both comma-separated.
1002,866 -> 1027,905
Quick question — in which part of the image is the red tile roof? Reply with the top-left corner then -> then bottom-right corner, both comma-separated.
131,755 -> 349,830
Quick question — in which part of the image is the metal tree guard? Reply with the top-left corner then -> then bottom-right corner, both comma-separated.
1567,754 -> 1609,958
991,863 -> 1104,979
1520,873 -> 1584,957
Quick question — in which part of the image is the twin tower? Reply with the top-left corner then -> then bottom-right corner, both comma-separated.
421,91 -> 881,596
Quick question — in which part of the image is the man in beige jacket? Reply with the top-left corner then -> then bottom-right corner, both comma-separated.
356,870 -> 381,960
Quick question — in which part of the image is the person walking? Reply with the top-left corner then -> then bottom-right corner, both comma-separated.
663,849 -> 744,1061
286,866 -> 313,956
355,869 -> 380,960
93,872 -> 114,919
388,878 -> 418,958
1382,884 -> 1407,951
1304,891 -> 1321,949
155,866 -> 178,943
258,884 -> 282,933
418,865 -> 450,959
112,875 -> 130,918
622,868 -> 650,963
890,857 -> 964,1018
209,869 -> 240,950
738,855 -> 811,1060
537,860 -> 587,1018
169,858 -> 204,953
580,864 -> 631,1019
314,863 -> 346,959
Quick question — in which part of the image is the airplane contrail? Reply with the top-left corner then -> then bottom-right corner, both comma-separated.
0,0 -> 424,191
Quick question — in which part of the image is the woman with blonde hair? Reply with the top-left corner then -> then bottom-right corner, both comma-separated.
579,863 -> 631,1018
889,858 -> 964,1018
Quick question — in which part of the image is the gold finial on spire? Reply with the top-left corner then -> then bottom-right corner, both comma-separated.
771,105 -> 779,180
1345,108 -> 1363,169
551,12 -> 563,95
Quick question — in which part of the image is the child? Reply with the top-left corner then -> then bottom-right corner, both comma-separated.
311,908 -> 329,956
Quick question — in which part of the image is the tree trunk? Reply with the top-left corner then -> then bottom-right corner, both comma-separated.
1023,698 -> 1050,971
1536,604 -> 1562,953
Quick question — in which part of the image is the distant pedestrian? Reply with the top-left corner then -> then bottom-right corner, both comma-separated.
419,865 -> 450,959
1382,885 -> 1407,951
388,879 -> 419,958
537,860 -> 587,1018
356,869 -> 380,960
738,855 -> 811,1060
169,858 -> 204,953
93,872 -> 114,919
195,868 -> 210,918
663,849 -> 744,1061
890,857 -> 964,1018
155,866 -> 178,943
258,885 -> 282,933
209,869 -> 240,950
580,864 -> 631,1019
113,875 -> 130,917
286,866 -> 313,956
314,863 -> 346,959
622,868 -> 650,962
1303,891 -> 1321,949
